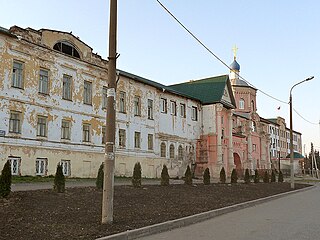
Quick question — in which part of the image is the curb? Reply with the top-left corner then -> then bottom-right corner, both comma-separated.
96,185 -> 315,240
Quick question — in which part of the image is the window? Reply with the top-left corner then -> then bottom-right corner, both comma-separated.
253,144 -> 257,152
180,103 -> 186,118
36,158 -> 47,176
39,69 -> 49,94
170,101 -> 176,116
12,61 -> 24,88
61,120 -> 71,140
148,134 -> 153,150
83,81 -> 92,105
119,129 -> 126,147
160,142 -> 166,157
102,126 -> 106,144
134,131 -> 141,148
169,144 -> 175,159
9,111 -> 21,134
161,98 -> 167,113
251,100 -> 255,112
221,116 -> 224,124
148,99 -> 153,119
239,99 -> 245,109
178,145 -> 183,160
62,75 -> 72,100
61,160 -> 71,176
251,121 -> 256,132
8,157 -> 21,175
37,116 -> 47,137
134,96 -> 141,116
191,106 -> 198,121
53,41 -> 80,58
119,91 -> 126,113
102,87 -> 108,109
82,124 -> 91,142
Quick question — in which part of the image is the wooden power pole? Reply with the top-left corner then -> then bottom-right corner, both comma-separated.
102,0 -> 117,224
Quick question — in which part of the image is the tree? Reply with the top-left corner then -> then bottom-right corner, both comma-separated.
184,165 -> 192,185
54,164 -> 65,193
231,169 -> 238,184
278,170 -> 284,182
271,170 -> 276,182
132,162 -> 142,188
254,169 -> 260,183
161,164 -> 170,186
263,170 -> 269,183
219,167 -> 226,183
244,168 -> 250,184
0,160 -> 12,198
203,168 -> 210,185
96,162 -> 104,190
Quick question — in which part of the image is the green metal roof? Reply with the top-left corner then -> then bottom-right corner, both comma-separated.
285,152 -> 305,159
169,75 -> 236,108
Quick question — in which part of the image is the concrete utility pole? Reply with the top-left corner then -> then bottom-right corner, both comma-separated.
102,0 -> 117,224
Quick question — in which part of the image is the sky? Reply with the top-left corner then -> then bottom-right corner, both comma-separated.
1,0 -> 319,154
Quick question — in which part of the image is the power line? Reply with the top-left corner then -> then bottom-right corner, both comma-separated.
156,0 -> 316,124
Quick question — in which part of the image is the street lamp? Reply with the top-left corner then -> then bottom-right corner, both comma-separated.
289,76 -> 314,189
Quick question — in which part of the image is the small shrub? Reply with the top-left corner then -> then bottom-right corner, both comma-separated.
231,169 -> 238,184
203,168 -> 210,185
160,164 -> 170,186
244,168 -> 250,184
263,171 -> 269,183
0,160 -> 12,198
184,165 -> 192,185
96,162 -> 104,190
132,162 -> 142,188
219,167 -> 226,183
254,169 -> 260,183
54,164 -> 65,193
271,170 -> 276,182
278,171 -> 284,182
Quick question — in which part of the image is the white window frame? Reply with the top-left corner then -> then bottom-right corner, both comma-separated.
119,129 -> 126,147
119,91 -> 126,113
36,158 -> 47,176
12,61 -> 24,88
161,98 -> 167,113
191,106 -> 198,121
61,160 -> 71,176
134,96 -> 141,116
83,81 -> 92,105
180,103 -> 186,118
82,123 -> 91,142
160,142 -> 166,158
37,116 -> 47,137
148,134 -> 153,150
147,99 -> 153,120
170,101 -> 176,116
134,131 -> 141,148
61,120 -> 71,140
102,86 -> 108,109
9,111 -> 21,134
62,74 -> 72,100
239,99 -> 245,109
8,157 -> 21,175
39,69 -> 49,94
169,144 -> 175,159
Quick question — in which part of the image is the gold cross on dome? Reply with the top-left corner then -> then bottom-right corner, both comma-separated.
232,45 -> 238,59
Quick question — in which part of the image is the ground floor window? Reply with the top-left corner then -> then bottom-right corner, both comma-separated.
36,158 -> 47,176
61,160 -> 71,176
8,156 -> 21,175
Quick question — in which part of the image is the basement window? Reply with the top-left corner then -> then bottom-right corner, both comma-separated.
53,41 -> 80,58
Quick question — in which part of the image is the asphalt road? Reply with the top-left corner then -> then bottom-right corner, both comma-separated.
139,183 -> 320,240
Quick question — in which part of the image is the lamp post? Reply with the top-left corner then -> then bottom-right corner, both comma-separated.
289,76 -> 314,189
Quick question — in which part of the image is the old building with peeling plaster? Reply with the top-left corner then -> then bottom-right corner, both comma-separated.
0,26 -> 302,179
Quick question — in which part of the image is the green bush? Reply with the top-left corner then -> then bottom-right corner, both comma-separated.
271,170 -> 276,182
231,169 -> 238,184
184,165 -> 192,185
132,162 -> 142,188
278,171 -> 284,182
263,171 -> 269,183
54,164 -> 65,193
244,168 -> 250,184
0,160 -> 12,198
161,164 -> 170,186
219,167 -> 226,183
254,169 -> 260,183
203,168 -> 210,185
96,162 -> 104,190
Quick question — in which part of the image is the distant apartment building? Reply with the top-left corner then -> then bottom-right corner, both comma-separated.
0,26 -> 303,178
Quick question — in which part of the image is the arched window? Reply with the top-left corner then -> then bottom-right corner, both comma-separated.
239,98 -> 245,109
160,142 -> 166,158
169,144 -> 175,159
251,121 -> 257,132
53,41 -> 80,58
178,145 -> 183,160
